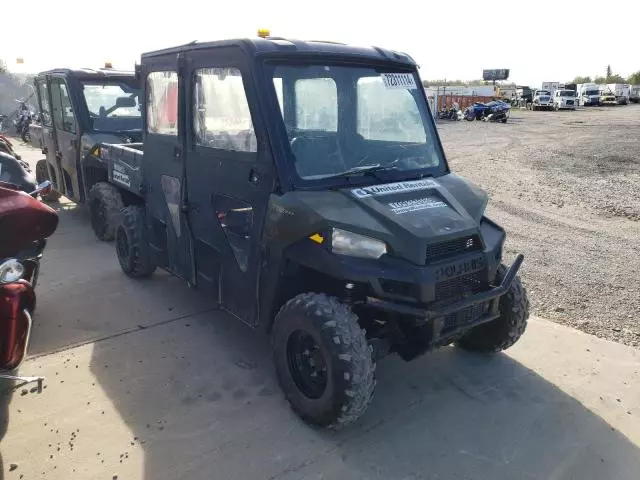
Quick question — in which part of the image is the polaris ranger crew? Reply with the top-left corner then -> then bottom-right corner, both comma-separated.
101,34 -> 530,428
30,67 -> 142,238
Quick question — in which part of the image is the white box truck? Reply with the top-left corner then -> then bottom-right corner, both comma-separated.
541,82 -> 560,96
606,84 -> 630,104
577,83 -> 601,106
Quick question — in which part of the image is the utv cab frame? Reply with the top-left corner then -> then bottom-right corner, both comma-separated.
105,36 -> 530,428
30,67 -> 143,238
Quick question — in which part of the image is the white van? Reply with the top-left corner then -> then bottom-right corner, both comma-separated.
553,89 -> 577,110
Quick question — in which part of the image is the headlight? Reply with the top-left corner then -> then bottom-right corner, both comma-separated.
0,259 -> 24,283
331,228 -> 387,259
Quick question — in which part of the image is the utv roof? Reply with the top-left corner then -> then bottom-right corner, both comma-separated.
37,68 -> 135,79
142,37 -> 417,66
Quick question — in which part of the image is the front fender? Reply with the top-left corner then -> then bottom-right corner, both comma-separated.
0,281 -> 35,371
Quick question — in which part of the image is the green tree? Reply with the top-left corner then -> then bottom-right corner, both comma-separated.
572,76 -> 592,84
606,74 -> 626,83
628,71 -> 640,85
606,65 -> 612,80
594,76 -> 607,84
0,60 -> 7,74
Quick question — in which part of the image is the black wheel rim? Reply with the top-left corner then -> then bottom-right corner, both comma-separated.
286,330 -> 328,399
116,227 -> 130,263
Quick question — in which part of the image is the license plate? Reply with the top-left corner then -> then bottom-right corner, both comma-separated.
435,255 -> 485,281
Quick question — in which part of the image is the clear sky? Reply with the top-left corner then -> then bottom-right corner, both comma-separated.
4,0 -> 638,87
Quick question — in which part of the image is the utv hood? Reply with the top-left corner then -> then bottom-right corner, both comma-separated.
274,174 -> 488,265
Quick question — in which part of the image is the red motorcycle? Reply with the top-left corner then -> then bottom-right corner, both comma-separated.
0,180 -> 58,386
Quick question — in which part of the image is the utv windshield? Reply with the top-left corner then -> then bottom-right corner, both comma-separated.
586,90 -> 600,96
270,63 -> 444,182
81,81 -> 142,132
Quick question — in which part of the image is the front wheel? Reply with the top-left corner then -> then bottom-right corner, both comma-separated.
115,206 -> 156,278
456,265 -> 529,352
88,182 -> 125,241
272,293 -> 376,428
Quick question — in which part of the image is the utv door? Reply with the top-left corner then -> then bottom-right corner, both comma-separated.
35,77 -> 60,191
49,78 -> 80,201
141,62 -> 193,282
184,50 -> 275,325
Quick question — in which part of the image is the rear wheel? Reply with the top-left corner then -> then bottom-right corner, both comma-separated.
115,206 -> 156,278
35,160 -> 61,202
272,293 -> 376,428
456,265 -> 529,352
88,182 -> 124,241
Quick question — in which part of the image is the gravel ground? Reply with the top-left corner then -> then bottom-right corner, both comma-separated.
437,104 -> 640,348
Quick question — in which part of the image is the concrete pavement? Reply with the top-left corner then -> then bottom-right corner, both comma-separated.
1,144 -> 639,480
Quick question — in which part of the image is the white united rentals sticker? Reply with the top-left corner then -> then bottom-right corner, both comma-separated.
381,73 -> 417,90
351,179 -> 438,198
112,162 -> 131,187
387,197 -> 447,215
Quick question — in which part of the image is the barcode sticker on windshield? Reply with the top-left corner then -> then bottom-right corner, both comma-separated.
381,73 -> 417,90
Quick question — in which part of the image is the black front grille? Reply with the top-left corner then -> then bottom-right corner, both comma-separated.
426,235 -> 481,262
435,270 -> 485,302
443,302 -> 488,330
566,100 -> 574,105
379,279 -> 421,299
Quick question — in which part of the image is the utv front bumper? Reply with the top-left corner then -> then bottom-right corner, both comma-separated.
365,254 -> 523,329
285,218 -> 522,341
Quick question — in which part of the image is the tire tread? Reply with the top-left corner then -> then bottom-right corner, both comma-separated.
273,293 -> 376,428
88,182 -> 124,241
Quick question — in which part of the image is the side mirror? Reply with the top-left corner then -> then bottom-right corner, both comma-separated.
30,180 -> 52,197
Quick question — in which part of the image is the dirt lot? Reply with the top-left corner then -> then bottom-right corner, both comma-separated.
438,104 -> 640,348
